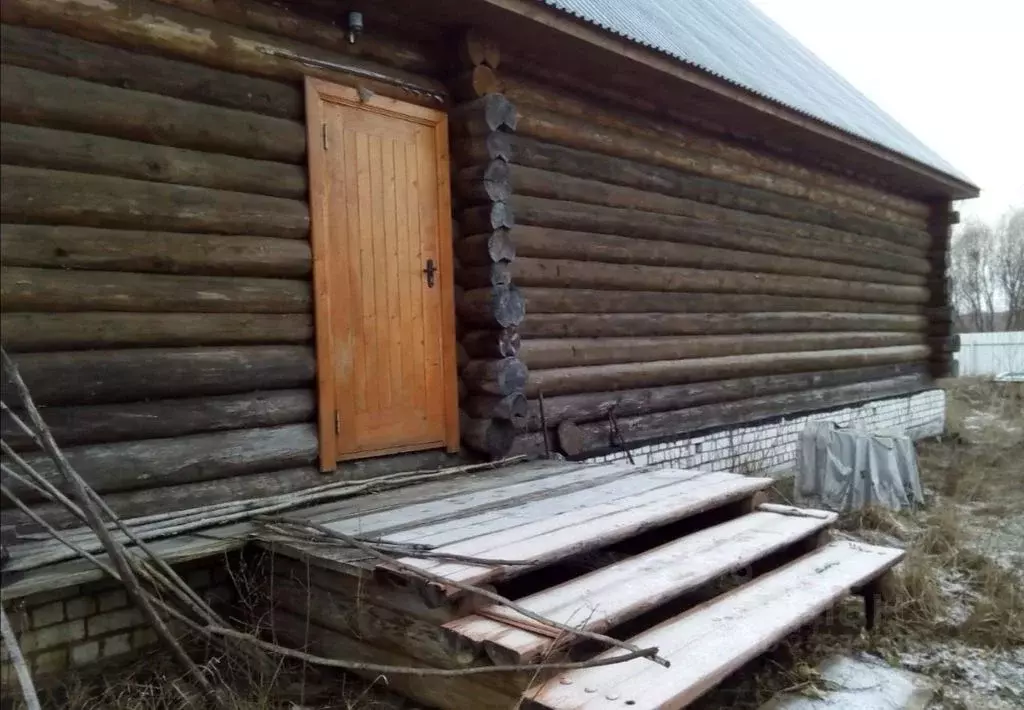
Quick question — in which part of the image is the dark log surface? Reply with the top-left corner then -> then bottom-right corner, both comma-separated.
510,196 -> 929,276
524,345 -> 929,396
0,24 -> 304,119
2,267 -> 311,313
460,203 -> 514,233
501,74 -> 929,224
6,346 -> 316,405
519,332 -> 925,369
509,225 -> 924,287
0,123 -> 308,198
518,312 -> 928,338
1,225 -> 312,275
509,258 -> 927,304
513,374 -> 929,457
2,64 -> 306,162
456,286 -> 526,327
459,412 -> 516,459
524,363 -> 925,429
461,393 -> 529,428
455,230 -> 516,265
5,423 -> 318,502
506,136 -> 929,249
520,288 -> 924,316
461,358 -> 529,396
1,312 -> 313,351
1,389 -> 314,449
460,329 -> 521,358
1,167 -> 309,237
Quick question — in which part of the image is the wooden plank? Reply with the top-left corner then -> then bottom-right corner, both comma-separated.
0,24 -> 303,119
1,64 -> 305,162
1,166 -> 309,237
0,313 -> 313,351
6,346 -> 315,405
526,541 -> 905,709
0,123 -> 307,198
1,267 -> 311,314
0,389 -> 314,449
447,508 -> 837,664
1,225 -> 311,275
6,423 -> 318,502
389,472 -> 774,588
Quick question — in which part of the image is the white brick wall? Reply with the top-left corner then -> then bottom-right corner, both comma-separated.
587,389 -> 946,474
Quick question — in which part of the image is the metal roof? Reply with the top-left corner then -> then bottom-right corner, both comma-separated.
538,0 -> 972,183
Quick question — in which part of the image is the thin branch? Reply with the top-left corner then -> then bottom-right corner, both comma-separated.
0,605 -> 41,710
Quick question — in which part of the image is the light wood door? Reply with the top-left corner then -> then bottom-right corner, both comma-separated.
306,78 -> 458,469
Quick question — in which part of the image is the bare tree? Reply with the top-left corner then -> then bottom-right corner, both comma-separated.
949,207 -> 1024,332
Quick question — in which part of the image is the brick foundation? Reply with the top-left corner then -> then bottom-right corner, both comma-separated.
1,559 -> 235,692
587,389 -> 946,473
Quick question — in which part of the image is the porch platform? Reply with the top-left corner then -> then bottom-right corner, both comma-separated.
266,460 -> 904,710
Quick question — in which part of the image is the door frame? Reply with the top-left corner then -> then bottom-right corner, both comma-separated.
305,77 -> 459,471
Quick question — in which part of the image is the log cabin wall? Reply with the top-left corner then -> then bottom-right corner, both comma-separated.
486,70 -> 942,458
0,0 -> 458,533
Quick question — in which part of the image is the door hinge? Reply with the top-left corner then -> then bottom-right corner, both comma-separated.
334,410 -> 341,435
321,123 -> 328,150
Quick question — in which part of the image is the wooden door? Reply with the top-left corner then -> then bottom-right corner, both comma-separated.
306,78 -> 458,469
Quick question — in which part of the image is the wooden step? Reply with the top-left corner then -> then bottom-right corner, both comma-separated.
379,471 -> 773,594
445,505 -> 838,664
524,540 -> 905,710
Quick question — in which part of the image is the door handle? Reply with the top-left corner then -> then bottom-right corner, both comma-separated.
423,258 -> 437,288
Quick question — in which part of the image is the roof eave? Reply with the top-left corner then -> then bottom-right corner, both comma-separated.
479,0 -> 980,201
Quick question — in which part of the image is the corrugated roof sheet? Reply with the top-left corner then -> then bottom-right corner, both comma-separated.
538,0 -> 971,183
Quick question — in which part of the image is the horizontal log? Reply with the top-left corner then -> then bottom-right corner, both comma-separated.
1,167 -> 309,237
457,263 -> 512,289
2,64 -> 305,162
454,159 -> 511,203
462,358 -> 529,396
525,345 -> 929,396
0,466 -> 312,532
159,0 -> 439,76
1,389 -> 314,450
5,345 -> 315,405
4,423 -> 318,503
449,94 -> 518,136
460,203 -> 514,233
520,332 -> 926,369
0,123 -> 307,198
506,137 -> 929,249
0,24 -> 304,119
510,196 -> 929,276
2,267 -> 311,313
501,73 -> 929,224
450,65 -> 501,102
455,230 -> 516,265
0,313 -> 313,351
556,421 -> 584,456
525,363 -> 927,429
508,258 -> 927,304
452,133 -> 512,165
461,329 -> 521,358
506,163 -> 929,252
459,412 -> 516,459
513,375 -> 930,457
509,225 -> 923,287
2,0 -> 446,105
456,286 -> 526,327
1,225 -> 311,275
462,393 -> 529,428
519,312 -> 928,338
520,288 -> 923,316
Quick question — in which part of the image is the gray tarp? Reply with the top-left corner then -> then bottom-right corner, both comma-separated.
795,421 -> 924,512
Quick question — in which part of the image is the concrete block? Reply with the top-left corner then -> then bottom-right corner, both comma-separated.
65,596 -> 98,620
70,641 -> 101,667
87,608 -> 143,636
20,620 -> 85,652
101,633 -> 132,658
98,589 -> 128,612
30,601 -> 65,628
32,648 -> 67,677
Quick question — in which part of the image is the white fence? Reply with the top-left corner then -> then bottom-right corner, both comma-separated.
954,331 -> 1024,376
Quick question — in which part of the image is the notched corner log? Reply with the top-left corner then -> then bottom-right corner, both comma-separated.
461,329 -> 521,358
450,94 -> 518,136
456,285 -> 525,328
452,132 -> 512,165
462,393 -> 528,430
460,202 -> 514,232
459,411 -> 515,459
461,357 -> 528,396
454,229 -> 516,265
450,64 -> 501,102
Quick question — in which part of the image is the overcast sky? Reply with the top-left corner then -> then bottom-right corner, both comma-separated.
751,0 -> 1023,224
